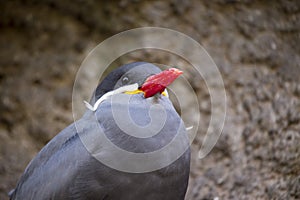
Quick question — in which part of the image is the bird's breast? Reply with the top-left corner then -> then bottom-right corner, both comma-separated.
94,93 -> 187,153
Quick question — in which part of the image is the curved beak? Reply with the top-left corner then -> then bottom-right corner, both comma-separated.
140,68 -> 183,98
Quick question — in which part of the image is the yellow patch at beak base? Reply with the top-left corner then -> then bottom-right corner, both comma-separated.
124,89 -> 144,95
124,89 -> 168,97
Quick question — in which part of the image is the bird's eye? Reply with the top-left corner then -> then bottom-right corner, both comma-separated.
122,76 -> 129,84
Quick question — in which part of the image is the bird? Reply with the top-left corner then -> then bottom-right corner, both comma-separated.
9,62 -> 191,200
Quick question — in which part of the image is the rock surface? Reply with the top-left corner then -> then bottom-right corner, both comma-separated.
0,1 -> 299,199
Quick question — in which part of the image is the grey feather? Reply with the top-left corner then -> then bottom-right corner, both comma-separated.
10,63 -> 190,200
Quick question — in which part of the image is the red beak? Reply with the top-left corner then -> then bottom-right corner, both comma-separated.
140,68 -> 183,98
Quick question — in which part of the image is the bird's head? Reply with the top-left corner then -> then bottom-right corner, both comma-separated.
85,62 -> 182,111
96,62 -> 182,98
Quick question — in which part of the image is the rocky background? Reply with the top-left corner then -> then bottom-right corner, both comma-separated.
0,0 -> 299,199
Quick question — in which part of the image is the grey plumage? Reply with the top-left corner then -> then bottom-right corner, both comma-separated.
10,62 -> 190,200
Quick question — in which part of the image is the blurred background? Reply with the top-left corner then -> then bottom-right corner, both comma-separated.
0,0 -> 299,199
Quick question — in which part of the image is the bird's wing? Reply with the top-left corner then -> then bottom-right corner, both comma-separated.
10,111 -> 102,200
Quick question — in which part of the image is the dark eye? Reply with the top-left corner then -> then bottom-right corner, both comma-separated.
122,76 -> 129,84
